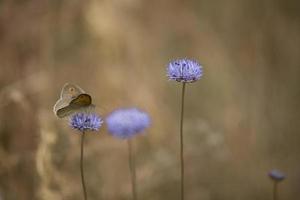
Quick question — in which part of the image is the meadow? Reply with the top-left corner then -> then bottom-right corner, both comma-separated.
0,0 -> 299,199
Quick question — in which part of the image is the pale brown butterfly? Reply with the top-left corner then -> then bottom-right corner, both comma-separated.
53,83 -> 95,118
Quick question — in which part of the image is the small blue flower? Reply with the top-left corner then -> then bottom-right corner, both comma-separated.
268,169 -> 286,182
106,108 -> 151,139
70,113 -> 103,132
167,59 -> 203,83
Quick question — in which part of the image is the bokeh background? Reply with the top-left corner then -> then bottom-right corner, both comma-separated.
0,0 -> 299,199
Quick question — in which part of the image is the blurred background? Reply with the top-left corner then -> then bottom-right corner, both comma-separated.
0,0 -> 299,199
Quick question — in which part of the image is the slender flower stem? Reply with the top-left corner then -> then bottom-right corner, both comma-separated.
80,131 -> 88,200
180,82 -> 186,200
128,139 -> 137,200
273,181 -> 278,200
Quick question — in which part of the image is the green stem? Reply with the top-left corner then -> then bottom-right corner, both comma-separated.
80,131 -> 88,200
180,82 -> 186,200
273,181 -> 278,200
128,139 -> 137,200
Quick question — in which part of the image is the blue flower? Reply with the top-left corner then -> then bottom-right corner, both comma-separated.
167,59 -> 203,83
268,169 -> 286,181
70,113 -> 103,132
106,108 -> 151,139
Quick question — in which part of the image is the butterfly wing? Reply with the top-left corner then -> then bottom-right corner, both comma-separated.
56,103 -> 95,118
56,105 -> 77,118
53,97 -> 70,115
69,94 -> 92,107
60,83 -> 85,99
55,94 -> 93,118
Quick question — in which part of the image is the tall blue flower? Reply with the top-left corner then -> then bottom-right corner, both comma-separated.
268,169 -> 286,182
167,59 -> 203,83
70,113 -> 103,132
106,108 -> 150,139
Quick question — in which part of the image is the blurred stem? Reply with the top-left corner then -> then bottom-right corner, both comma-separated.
273,181 -> 278,200
80,131 -> 88,200
128,139 -> 137,200
180,82 -> 186,200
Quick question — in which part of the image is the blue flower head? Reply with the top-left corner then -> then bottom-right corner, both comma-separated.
106,108 -> 151,139
268,169 -> 286,182
70,113 -> 103,132
167,59 -> 203,83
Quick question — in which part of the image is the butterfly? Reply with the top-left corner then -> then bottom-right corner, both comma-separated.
53,83 -> 95,118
